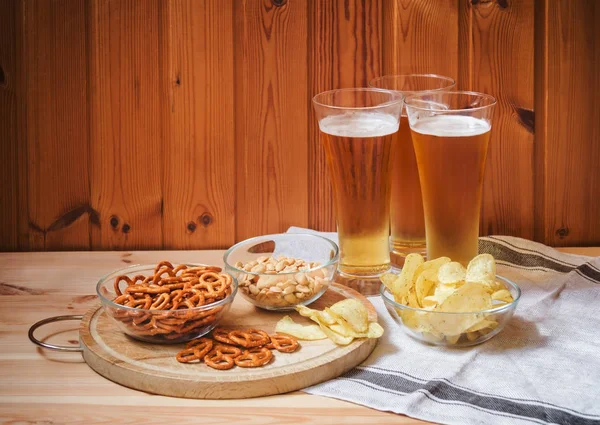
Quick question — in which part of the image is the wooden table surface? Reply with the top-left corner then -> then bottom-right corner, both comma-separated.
1,247 -> 598,424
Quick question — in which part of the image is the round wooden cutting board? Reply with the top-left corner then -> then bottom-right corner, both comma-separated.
79,283 -> 378,399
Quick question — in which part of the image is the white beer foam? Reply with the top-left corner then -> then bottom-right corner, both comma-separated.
319,112 -> 399,138
411,115 -> 490,137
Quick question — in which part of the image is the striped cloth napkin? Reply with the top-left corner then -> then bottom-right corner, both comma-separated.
287,227 -> 600,425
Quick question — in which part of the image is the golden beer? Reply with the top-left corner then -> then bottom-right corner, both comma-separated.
410,115 -> 491,265
369,75 -> 455,267
389,115 -> 426,259
319,112 -> 398,276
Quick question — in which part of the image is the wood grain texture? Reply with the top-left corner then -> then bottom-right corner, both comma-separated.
160,0 -> 235,249
308,0 -> 384,233
382,0 -> 458,78
22,0 -> 91,250
460,0 -> 535,240
533,0 -> 547,244
1,1 -> 600,251
0,250 -> 433,424
234,0 -> 309,241
89,0 -> 163,250
537,0 -> 600,247
0,0 -> 19,250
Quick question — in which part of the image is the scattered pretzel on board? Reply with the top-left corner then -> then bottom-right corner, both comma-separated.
175,328 -> 300,370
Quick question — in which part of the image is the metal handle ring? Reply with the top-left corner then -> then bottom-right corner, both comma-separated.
28,315 -> 84,352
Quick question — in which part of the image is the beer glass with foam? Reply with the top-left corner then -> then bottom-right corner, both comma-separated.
404,91 -> 496,266
312,89 -> 403,277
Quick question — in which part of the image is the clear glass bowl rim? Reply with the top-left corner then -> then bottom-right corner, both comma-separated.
222,232 -> 340,277
96,263 -> 238,313
380,274 -> 521,315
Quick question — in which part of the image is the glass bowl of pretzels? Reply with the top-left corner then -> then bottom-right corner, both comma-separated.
96,261 -> 238,344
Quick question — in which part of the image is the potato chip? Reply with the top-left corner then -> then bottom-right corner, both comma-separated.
413,256 -> 451,281
275,315 -> 327,340
438,262 -> 467,285
446,334 -> 461,344
491,289 -> 514,303
318,322 -> 354,345
381,273 -> 397,293
438,281 -> 492,313
366,322 -> 384,338
465,254 -> 496,286
394,253 -> 425,303
328,299 -> 369,333
466,331 -> 480,342
465,319 -> 497,333
406,289 -> 419,308
428,312 -> 486,337
331,322 -> 385,339
328,322 -> 353,336
296,299 -> 383,345
383,253 -> 514,345
421,283 -> 458,308
296,305 -> 337,326
415,269 -> 439,307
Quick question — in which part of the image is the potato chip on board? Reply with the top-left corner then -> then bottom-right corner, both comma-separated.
275,315 -> 327,340
318,322 -> 354,345
297,305 -> 337,326
295,298 -> 383,346
328,299 -> 369,333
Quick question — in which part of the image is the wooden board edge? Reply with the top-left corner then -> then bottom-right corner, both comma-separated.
79,284 -> 380,399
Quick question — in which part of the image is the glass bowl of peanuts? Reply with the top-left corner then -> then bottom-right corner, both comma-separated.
223,233 -> 339,310
96,261 -> 238,344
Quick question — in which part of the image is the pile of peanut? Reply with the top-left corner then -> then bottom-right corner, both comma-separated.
235,256 -> 330,308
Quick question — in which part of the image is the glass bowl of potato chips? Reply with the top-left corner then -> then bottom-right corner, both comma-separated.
380,254 -> 521,347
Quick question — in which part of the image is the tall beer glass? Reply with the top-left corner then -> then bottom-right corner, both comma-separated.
312,89 -> 403,277
404,91 -> 496,266
369,75 -> 455,267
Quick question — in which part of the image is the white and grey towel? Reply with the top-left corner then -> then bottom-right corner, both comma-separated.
287,227 -> 600,425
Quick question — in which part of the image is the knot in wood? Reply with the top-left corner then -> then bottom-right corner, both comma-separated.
555,227 -> 569,239
110,216 -> 119,229
200,213 -> 213,227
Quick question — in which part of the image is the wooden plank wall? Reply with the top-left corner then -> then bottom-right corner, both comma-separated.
0,0 -> 598,251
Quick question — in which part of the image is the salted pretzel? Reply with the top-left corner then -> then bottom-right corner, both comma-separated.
266,334 -> 299,353
175,328 -> 301,370
234,347 -> 273,368
110,261 -> 233,341
228,329 -> 270,348
195,272 -> 232,298
203,344 -> 242,370
212,328 -> 236,345
175,338 -> 214,363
